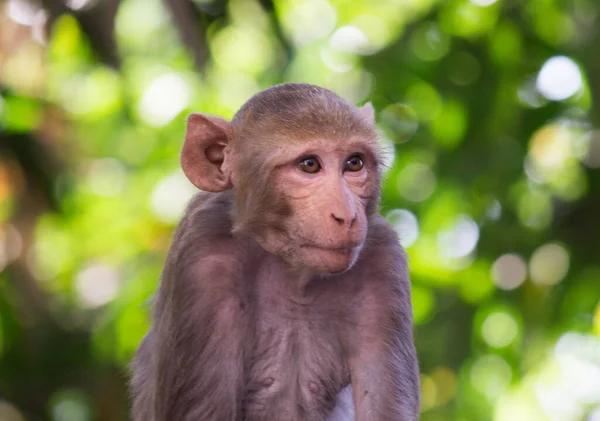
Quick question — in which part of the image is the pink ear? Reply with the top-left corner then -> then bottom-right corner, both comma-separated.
181,113 -> 233,192
359,102 -> 375,125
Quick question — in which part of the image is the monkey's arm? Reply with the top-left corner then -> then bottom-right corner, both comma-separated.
151,194 -> 247,421
349,239 -> 420,421
152,254 -> 247,421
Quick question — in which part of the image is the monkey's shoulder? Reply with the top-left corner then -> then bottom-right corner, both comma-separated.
163,191 -> 245,294
174,191 -> 236,246
352,214 -> 409,294
363,214 -> 406,261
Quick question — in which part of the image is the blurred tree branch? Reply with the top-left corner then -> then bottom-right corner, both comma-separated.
40,0 -> 121,68
0,128 -> 60,322
163,0 -> 210,72
256,0 -> 293,67
162,0 -> 293,74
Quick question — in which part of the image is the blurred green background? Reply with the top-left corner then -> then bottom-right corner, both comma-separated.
0,0 -> 599,420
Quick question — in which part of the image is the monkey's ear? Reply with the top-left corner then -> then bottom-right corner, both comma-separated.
359,102 -> 375,125
181,113 -> 233,192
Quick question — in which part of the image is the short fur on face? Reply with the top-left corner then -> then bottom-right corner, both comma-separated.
182,83 -> 383,274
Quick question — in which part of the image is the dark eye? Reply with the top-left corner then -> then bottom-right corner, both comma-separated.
298,157 -> 321,174
345,154 -> 364,172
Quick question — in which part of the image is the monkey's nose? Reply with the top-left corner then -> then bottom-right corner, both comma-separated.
331,212 -> 356,229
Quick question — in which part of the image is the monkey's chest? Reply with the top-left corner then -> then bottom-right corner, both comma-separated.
243,304 -> 350,421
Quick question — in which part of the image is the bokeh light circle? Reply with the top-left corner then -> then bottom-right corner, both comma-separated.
481,311 -> 519,348
386,209 -> 419,248
491,253 -> 527,290
530,243 -> 570,286
536,56 -> 583,101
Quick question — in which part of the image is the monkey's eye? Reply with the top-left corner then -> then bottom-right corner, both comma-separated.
298,157 -> 321,174
345,155 -> 364,172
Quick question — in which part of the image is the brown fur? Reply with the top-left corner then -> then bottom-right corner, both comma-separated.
130,83 -> 420,421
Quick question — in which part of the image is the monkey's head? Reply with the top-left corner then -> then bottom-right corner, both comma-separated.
182,83 -> 383,275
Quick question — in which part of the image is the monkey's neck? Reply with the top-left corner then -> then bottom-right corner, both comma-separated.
255,250 -> 315,297
234,226 -> 319,296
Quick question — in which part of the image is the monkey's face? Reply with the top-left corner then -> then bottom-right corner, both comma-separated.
180,83 -> 382,275
249,139 -> 378,275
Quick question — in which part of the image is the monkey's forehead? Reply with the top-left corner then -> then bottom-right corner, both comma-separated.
234,114 -> 376,142
233,129 -> 381,151
268,135 -> 379,149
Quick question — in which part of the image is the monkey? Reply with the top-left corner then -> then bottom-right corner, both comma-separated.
129,83 -> 420,421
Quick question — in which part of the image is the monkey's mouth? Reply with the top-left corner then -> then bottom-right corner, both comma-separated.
301,243 -> 361,254
298,243 -> 363,274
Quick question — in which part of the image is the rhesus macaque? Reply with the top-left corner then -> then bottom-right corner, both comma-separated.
130,83 -> 420,421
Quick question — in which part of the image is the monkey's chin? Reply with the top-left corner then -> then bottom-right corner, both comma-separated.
299,245 -> 362,275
